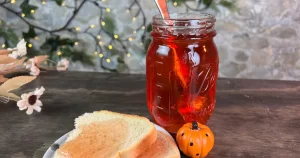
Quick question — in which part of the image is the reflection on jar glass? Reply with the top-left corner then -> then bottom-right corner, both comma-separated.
146,13 -> 219,133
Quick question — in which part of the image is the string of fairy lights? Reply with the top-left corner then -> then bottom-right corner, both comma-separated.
0,0 -> 148,66
0,0 -> 213,67
67,0 -> 148,65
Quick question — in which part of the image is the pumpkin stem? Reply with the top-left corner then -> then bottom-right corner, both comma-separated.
192,121 -> 198,130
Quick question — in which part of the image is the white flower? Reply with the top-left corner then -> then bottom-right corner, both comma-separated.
7,39 -> 27,59
17,86 -> 45,115
25,58 -> 37,69
57,58 -> 70,71
15,39 -> 27,56
30,64 -> 40,76
8,51 -> 18,59
25,58 -> 40,76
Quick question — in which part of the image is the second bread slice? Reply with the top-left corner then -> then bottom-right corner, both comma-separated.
137,131 -> 180,158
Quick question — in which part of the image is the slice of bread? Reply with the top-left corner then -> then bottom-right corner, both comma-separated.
54,110 -> 157,158
137,131 -> 180,158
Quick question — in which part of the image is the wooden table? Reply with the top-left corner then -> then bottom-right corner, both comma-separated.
0,71 -> 300,158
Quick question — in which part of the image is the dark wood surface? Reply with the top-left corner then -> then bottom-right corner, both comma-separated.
1,71 -> 300,158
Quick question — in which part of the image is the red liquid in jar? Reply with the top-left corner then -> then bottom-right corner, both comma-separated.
146,17 -> 219,133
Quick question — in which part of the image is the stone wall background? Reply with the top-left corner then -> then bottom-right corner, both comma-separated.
0,0 -> 300,80
216,0 -> 300,80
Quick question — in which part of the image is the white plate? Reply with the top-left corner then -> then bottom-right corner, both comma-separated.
43,124 -> 173,158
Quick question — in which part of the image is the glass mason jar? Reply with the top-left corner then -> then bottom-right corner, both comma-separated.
146,13 -> 219,133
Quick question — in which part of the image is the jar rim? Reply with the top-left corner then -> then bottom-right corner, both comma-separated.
151,13 -> 216,37
153,13 -> 215,22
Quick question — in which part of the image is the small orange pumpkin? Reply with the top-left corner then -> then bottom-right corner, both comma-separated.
176,121 -> 214,158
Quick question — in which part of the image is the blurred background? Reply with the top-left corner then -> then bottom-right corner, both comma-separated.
0,0 -> 299,80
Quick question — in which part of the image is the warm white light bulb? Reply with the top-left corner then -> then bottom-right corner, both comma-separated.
132,17 -> 136,22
